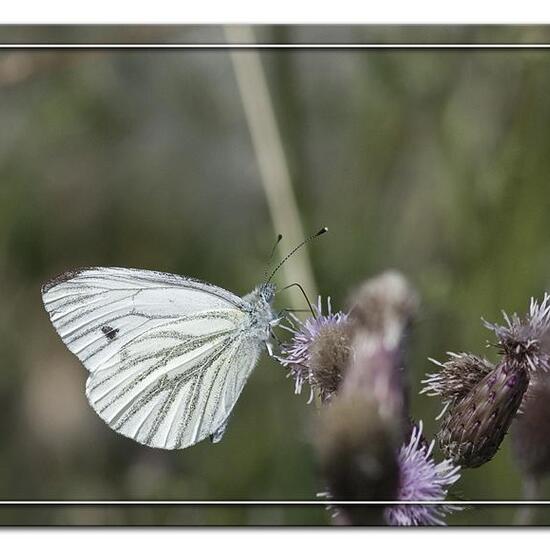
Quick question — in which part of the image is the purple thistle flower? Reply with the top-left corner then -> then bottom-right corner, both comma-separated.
279,297 -> 350,402
385,422 -> 461,526
483,293 -> 550,372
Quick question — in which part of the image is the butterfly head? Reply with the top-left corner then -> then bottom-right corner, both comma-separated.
259,282 -> 276,304
242,283 -> 277,343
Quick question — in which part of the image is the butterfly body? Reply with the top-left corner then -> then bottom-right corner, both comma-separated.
241,282 -> 277,341
41,267 -> 277,450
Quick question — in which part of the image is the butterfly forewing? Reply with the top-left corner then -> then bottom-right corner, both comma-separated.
41,267 -> 263,449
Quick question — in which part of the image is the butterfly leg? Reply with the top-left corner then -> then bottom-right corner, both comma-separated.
269,324 -> 283,343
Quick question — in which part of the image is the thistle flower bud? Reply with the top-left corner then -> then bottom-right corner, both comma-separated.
438,360 -> 529,468
348,270 -> 419,347
424,294 -> 550,468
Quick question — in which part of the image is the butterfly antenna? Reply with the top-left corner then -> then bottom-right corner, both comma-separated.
266,226 -> 328,284
264,234 -> 283,281
277,282 -> 317,318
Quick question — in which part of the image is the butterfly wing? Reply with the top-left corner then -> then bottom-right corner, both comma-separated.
41,267 -> 262,449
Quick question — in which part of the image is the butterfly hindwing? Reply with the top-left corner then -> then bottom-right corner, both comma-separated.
41,267 -> 262,449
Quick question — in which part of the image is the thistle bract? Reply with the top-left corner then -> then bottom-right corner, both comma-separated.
422,352 -> 495,419
438,360 -> 529,468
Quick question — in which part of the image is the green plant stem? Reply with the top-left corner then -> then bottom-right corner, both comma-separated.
225,25 -> 318,311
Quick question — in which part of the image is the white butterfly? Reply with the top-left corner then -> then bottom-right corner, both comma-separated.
41,267 -> 278,450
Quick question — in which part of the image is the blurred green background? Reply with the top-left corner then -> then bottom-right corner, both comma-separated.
2,25 -> 550,525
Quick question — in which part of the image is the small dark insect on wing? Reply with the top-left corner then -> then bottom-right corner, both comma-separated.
101,325 -> 119,341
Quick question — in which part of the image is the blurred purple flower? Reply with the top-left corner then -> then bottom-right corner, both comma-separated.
385,422 -> 461,526
318,422 -> 461,526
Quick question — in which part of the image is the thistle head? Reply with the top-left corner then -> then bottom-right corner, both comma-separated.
483,293 -> 550,372
423,294 -> 550,468
348,270 -> 419,347
437,360 -> 529,468
278,297 -> 351,402
385,422 -> 462,526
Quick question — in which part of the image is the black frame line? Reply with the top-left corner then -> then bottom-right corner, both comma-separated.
1,35 -> 546,507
